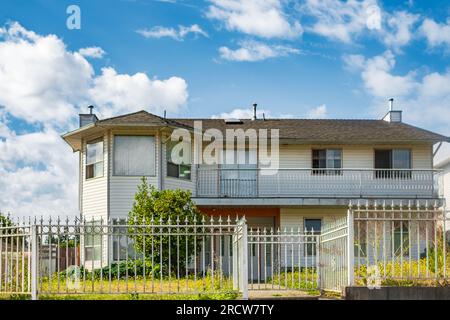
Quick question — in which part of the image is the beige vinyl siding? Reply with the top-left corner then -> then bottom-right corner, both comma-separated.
80,133 -> 109,268
81,133 -> 108,220
108,129 -> 160,218
278,144 -> 310,168
276,144 -> 433,169
280,207 -> 347,267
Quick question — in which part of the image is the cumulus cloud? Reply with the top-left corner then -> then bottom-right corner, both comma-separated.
299,0 -> 381,43
219,40 -> 300,62
207,0 -> 303,39
383,11 -> 420,51
78,46 -> 106,58
419,18 -> 450,49
136,24 -> 208,41
343,51 -> 450,144
89,67 -> 188,118
0,22 -> 189,217
307,104 -> 327,119
299,1 -> 418,50
343,51 -> 417,97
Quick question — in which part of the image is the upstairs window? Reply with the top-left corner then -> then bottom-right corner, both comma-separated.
167,140 -> 191,180
312,149 -> 342,175
114,136 -> 155,176
374,149 -> 411,178
86,139 -> 104,180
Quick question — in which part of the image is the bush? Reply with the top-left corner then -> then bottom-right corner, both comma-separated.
128,177 -> 203,274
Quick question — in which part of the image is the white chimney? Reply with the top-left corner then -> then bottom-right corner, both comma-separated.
383,98 -> 402,123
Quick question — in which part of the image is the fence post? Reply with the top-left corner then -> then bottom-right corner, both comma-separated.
31,224 -> 38,300
239,218 -> 248,300
346,209 -> 354,287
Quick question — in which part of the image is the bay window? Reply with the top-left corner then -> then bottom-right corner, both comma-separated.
114,136 -> 155,176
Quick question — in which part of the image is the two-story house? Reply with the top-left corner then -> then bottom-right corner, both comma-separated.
62,103 -> 448,268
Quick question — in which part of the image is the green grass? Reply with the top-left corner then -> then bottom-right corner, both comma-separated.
268,269 -> 320,295
0,292 -> 238,300
354,256 -> 450,287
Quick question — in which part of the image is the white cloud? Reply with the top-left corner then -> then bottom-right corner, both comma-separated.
0,22 -> 93,124
419,18 -> 450,49
78,46 -> 106,58
307,104 -> 327,119
344,51 -> 417,98
344,51 -> 450,152
89,67 -> 188,118
300,0 -> 381,43
383,11 -> 419,51
219,40 -> 300,62
0,22 -> 189,217
299,1 -> 418,50
211,107 -> 272,119
207,0 -> 303,39
136,24 -> 208,41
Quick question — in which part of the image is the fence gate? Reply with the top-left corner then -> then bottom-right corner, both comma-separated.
0,224 -> 33,296
319,214 -> 352,293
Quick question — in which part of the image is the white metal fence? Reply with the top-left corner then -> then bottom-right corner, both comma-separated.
351,203 -> 449,286
247,227 -> 320,291
1,207 -> 449,299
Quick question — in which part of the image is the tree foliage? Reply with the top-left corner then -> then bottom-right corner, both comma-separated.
128,177 -> 203,273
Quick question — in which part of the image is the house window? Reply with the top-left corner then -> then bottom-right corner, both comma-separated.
112,219 -> 135,261
394,221 -> 409,256
304,219 -> 321,256
86,139 -> 103,180
114,136 -> 155,176
84,221 -> 102,262
312,149 -> 342,175
374,149 -> 411,178
167,141 -> 191,180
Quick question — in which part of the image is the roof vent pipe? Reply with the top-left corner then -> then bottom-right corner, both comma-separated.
252,103 -> 257,121
383,98 -> 402,123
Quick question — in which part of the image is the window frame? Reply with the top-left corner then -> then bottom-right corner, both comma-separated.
113,134 -> 156,177
166,140 -> 192,181
304,218 -> 322,256
311,148 -> 343,175
374,148 -> 412,179
85,138 -> 104,180
84,220 -> 102,262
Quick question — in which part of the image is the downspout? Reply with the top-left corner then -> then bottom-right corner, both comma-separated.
433,141 -> 443,158
159,129 -> 164,191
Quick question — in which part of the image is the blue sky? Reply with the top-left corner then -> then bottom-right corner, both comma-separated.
0,0 -> 450,216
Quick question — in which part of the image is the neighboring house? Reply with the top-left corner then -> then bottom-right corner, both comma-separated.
62,103 -> 449,267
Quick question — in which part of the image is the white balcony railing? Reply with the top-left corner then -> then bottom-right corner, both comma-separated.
196,167 -> 442,199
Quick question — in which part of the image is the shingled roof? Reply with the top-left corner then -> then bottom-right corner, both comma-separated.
172,118 -> 448,143
67,110 -> 449,145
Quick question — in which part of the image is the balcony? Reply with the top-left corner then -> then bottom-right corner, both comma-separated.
196,167 -> 442,199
